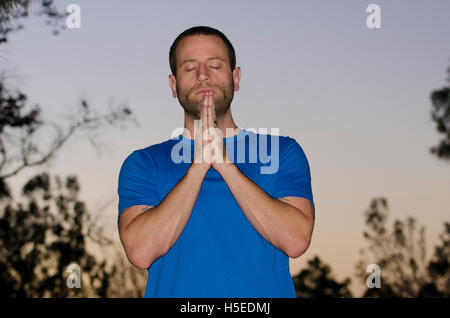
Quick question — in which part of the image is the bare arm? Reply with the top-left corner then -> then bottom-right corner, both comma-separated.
119,96 -> 212,270
202,91 -> 315,258
216,164 -> 315,258
118,164 -> 207,270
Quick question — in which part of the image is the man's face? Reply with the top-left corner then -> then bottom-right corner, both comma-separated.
170,34 -> 240,119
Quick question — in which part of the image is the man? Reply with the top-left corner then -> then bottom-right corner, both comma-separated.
117,26 -> 315,298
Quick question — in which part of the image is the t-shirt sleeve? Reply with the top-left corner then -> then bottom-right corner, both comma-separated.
117,150 -> 160,223
272,137 -> 314,209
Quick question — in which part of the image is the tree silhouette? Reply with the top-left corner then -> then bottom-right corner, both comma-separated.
0,0 -> 134,184
0,79 -> 133,182
0,0 -> 67,44
0,85 -> 135,296
355,197 -> 449,297
292,256 -> 353,297
429,60 -> 450,161
105,247 -> 147,298
420,222 -> 450,297
0,173 -> 117,297
0,0 -> 139,297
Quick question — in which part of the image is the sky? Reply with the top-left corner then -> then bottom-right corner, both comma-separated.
2,0 -> 450,296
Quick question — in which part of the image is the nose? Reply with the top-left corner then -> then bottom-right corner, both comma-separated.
196,63 -> 210,82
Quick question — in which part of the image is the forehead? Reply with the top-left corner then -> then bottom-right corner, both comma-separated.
177,34 -> 228,64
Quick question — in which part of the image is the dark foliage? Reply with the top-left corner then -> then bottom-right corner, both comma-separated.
430,61 -> 450,161
356,197 -> 449,297
0,173 -> 115,297
293,255 -> 353,297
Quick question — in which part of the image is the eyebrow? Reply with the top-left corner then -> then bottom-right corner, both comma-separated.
180,56 -> 226,66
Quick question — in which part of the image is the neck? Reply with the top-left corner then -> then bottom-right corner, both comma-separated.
182,107 -> 240,140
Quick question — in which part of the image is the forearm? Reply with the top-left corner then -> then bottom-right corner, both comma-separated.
123,164 -> 208,269
218,164 -> 313,258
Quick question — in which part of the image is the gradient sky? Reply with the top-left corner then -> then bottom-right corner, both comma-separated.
3,0 -> 450,296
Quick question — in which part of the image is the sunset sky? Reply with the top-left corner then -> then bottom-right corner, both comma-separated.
3,0 -> 450,296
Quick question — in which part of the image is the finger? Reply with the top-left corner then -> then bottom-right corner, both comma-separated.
207,93 -> 216,134
194,95 -> 207,163
205,104 -> 216,162
196,93 -> 205,133
210,92 -> 217,127
202,93 -> 210,142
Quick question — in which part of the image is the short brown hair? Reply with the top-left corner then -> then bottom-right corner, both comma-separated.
169,26 -> 236,76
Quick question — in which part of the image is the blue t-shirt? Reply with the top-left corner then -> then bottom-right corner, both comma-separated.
117,129 -> 314,298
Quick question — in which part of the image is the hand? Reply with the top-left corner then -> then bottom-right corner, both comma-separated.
193,92 -> 232,174
193,93 -> 212,174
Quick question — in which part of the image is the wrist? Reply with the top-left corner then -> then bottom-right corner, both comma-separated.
214,162 -> 237,177
188,163 -> 210,179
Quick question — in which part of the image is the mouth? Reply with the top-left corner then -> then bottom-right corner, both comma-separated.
195,88 -> 215,95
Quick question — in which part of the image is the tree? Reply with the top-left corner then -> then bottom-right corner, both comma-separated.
292,255 -> 353,297
0,0 -> 67,44
106,247 -> 147,298
0,172 -> 117,297
0,78 -> 135,296
429,60 -> 450,161
0,0 -> 137,297
420,222 -> 450,297
355,197 -> 449,297
0,0 -> 134,186
0,78 -> 133,182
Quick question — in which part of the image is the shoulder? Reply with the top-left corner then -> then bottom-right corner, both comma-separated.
244,129 -> 305,156
275,134 -> 308,162
121,138 -> 178,169
245,130 -> 293,146
268,132 -> 304,154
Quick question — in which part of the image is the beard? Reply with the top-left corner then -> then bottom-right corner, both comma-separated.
176,80 -> 235,120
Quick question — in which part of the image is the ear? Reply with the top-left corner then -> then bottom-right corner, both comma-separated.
232,66 -> 241,92
169,74 -> 177,98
